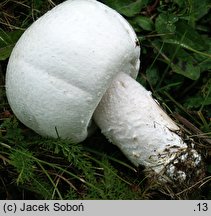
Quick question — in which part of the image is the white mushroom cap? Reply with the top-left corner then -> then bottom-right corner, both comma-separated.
6,0 -> 140,142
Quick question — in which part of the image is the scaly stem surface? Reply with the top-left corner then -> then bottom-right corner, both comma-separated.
93,72 -> 204,184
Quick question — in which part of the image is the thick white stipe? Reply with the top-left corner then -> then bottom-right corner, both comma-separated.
94,73 -> 203,182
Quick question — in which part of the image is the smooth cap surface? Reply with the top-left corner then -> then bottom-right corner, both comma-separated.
6,0 -> 140,142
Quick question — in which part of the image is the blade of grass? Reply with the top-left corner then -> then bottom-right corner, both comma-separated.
36,160 -> 63,200
163,91 -> 201,126
85,147 -> 137,172
85,154 -> 132,185
14,148 -> 103,194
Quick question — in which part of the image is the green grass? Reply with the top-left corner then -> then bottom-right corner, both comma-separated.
0,0 -> 211,200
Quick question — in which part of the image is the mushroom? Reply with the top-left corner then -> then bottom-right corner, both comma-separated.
6,0 -> 204,184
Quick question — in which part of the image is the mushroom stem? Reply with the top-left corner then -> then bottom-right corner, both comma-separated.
93,72 -> 204,183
